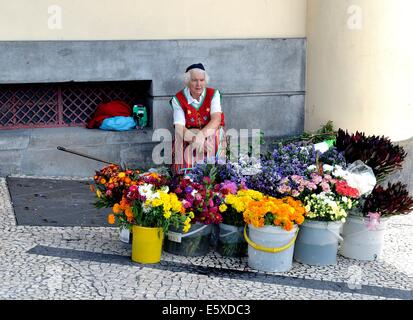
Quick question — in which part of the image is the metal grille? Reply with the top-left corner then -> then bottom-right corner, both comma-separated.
0,81 -> 151,129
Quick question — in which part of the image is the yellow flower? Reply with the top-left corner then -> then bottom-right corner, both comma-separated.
96,189 -> 102,198
118,172 -> 126,179
189,211 -> 195,219
163,211 -> 171,219
225,194 -> 235,205
183,224 -> 191,233
219,204 -> 227,212
184,217 -> 191,225
152,198 -> 162,207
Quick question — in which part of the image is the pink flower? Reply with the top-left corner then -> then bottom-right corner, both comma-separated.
366,212 -> 381,231
321,182 -> 331,193
311,173 -> 323,184
323,174 -> 333,182
307,182 -> 317,190
291,175 -> 302,183
182,200 -> 192,209
221,181 -> 237,194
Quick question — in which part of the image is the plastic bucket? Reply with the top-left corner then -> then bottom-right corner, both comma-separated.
340,215 -> 389,261
294,220 -> 343,265
119,227 -> 132,244
245,224 -> 298,272
217,223 -> 247,257
164,223 -> 212,256
132,225 -> 164,264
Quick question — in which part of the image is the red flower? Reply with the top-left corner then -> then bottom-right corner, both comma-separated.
335,180 -> 360,198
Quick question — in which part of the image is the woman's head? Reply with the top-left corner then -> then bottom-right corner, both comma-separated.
184,63 -> 210,98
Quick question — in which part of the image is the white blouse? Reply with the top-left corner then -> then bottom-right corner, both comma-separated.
170,87 -> 222,126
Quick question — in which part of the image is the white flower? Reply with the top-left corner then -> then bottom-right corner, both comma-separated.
138,183 -> 153,197
332,165 -> 346,178
307,165 -> 317,172
323,164 -> 334,172
160,185 -> 169,194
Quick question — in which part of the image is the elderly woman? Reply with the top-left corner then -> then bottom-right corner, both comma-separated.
170,63 -> 226,173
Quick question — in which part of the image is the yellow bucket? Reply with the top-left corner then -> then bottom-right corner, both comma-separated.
132,225 -> 164,264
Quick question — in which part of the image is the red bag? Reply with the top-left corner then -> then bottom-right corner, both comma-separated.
87,100 -> 132,129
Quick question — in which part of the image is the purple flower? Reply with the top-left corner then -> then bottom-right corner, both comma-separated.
221,181 -> 238,194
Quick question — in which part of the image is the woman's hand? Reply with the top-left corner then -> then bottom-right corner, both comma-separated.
191,133 -> 206,153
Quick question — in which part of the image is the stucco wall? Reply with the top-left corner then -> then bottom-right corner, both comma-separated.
306,0 -> 413,142
0,0 -> 306,40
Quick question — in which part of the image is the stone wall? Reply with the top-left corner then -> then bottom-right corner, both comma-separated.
0,39 -> 306,177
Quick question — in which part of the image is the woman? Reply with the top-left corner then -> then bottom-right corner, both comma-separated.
170,63 -> 226,173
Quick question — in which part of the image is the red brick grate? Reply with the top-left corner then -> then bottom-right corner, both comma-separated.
0,81 -> 150,129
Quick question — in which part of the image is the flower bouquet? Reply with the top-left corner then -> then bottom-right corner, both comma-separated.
163,173 -> 223,256
91,164 -> 142,243
107,172 -> 191,263
341,181 -> 413,261
242,194 -> 306,272
92,164 -> 141,206
215,185 -> 253,257
335,129 -> 406,182
293,164 -> 360,265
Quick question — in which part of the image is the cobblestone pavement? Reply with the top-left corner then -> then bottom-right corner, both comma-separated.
0,176 -> 412,300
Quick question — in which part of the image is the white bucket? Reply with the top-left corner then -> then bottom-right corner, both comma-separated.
245,224 -> 298,272
294,220 -> 343,266
119,227 -> 132,244
340,215 -> 389,261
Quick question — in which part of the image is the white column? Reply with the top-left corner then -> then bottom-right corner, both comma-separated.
306,0 -> 413,141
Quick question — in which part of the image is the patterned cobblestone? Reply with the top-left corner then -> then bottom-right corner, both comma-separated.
0,177 -> 412,300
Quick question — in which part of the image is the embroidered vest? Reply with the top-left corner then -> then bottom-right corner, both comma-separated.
174,88 -> 225,129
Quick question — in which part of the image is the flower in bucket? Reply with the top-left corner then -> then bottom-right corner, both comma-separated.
107,172 -> 191,234
242,195 -> 306,231
362,182 -> 413,220
92,164 -> 141,208
303,193 -> 349,222
223,189 -> 263,227
169,174 -> 223,225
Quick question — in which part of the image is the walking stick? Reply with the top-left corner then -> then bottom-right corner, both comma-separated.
57,146 -> 120,166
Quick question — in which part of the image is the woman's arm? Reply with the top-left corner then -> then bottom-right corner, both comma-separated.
174,124 -> 198,142
199,112 -> 222,138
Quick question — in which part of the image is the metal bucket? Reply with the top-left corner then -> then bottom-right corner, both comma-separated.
245,224 -> 298,272
340,215 -> 388,261
294,220 -> 343,265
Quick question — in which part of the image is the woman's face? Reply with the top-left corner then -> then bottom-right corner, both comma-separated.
189,71 -> 206,98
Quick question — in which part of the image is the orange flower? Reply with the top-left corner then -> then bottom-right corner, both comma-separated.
113,203 -> 122,214
124,177 -> 131,184
107,214 -> 115,225
125,207 -> 133,222
100,178 -> 106,184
